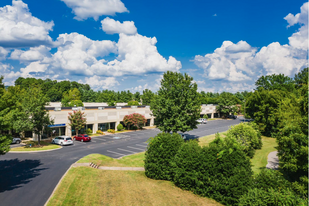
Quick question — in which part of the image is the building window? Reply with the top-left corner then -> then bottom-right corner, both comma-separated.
98,122 -> 116,131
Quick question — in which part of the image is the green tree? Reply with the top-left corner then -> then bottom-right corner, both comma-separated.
141,89 -> 155,105
151,71 -> 201,133
61,88 -> 83,107
133,92 -> 141,102
216,92 -> 238,118
68,110 -> 86,137
245,89 -> 287,136
14,86 -> 53,145
127,100 -> 139,106
0,76 -> 12,155
225,123 -> 262,158
294,67 -> 308,88
255,73 -> 295,92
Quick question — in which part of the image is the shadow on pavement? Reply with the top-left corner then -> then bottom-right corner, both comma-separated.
0,159 -> 46,193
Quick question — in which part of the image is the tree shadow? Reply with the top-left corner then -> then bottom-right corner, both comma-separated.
0,159 -> 46,193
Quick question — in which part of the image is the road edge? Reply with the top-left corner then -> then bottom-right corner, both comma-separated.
9,147 -> 62,153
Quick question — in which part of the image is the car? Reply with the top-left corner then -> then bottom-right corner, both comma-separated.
52,136 -> 74,146
73,134 -> 91,142
197,118 -> 207,124
227,115 -> 237,119
11,137 -> 21,144
181,134 -> 187,140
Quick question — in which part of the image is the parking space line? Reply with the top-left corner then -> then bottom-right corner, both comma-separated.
135,144 -> 147,147
117,148 -> 136,154
127,146 -> 145,151
107,150 -> 126,156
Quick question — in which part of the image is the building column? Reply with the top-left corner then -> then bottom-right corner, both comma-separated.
93,123 -> 98,134
33,132 -> 38,141
66,125 -> 72,137
150,118 -> 154,126
211,113 -> 214,118
115,121 -> 120,131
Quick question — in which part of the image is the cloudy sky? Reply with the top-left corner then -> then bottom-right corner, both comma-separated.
0,0 -> 307,93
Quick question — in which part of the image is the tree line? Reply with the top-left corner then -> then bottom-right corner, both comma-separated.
12,77 -> 248,108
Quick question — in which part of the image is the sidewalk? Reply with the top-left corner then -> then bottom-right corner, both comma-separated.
72,162 -> 145,171
266,151 -> 279,169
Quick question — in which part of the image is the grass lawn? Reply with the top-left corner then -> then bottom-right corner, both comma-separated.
77,152 -> 145,167
198,132 -> 227,147
10,144 -> 61,151
251,136 -> 277,174
47,167 -> 221,206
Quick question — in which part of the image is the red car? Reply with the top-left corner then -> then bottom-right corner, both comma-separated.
73,134 -> 91,142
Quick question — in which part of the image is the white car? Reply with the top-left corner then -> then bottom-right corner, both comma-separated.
197,118 -> 207,124
52,136 -> 74,146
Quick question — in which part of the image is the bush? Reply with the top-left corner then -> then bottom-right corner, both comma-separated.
117,124 -> 124,131
25,140 -> 51,148
96,130 -> 104,135
225,123 -> 262,158
86,128 -> 92,135
253,169 -> 291,191
199,134 -> 253,205
144,132 -> 184,181
172,140 -> 202,191
107,129 -> 115,134
239,188 -> 308,206
203,114 -> 208,119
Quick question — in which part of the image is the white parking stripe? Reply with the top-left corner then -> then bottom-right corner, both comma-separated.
127,146 -> 145,151
136,144 -> 147,147
117,148 -> 136,154
107,150 -> 125,156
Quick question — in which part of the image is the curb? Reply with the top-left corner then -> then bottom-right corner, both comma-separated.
9,147 -> 62,153
44,163 -> 74,206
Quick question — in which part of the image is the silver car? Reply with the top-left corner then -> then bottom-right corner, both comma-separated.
197,118 -> 207,124
52,136 -> 74,146
12,137 -> 21,144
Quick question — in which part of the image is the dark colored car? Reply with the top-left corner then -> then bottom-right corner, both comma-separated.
227,115 -> 237,119
73,134 -> 91,142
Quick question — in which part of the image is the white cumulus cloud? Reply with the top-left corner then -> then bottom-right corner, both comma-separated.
0,0 -> 54,48
10,45 -> 51,62
194,40 -> 256,81
101,17 -> 137,35
61,0 -> 128,21
83,75 -> 119,91
194,2 -> 308,82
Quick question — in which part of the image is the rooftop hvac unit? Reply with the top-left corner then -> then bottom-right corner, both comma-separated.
116,107 -> 122,109
54,107 -> 61,111
98,107 -> 104,110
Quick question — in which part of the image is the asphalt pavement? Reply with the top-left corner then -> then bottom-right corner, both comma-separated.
0,118 -> 241,206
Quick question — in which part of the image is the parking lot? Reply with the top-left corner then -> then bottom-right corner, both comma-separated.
1,118 -> 242,206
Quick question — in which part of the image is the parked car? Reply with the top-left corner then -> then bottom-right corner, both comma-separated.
52,136 -> 74,146
11,137 -> 21,144
197,118 -> 207,124
227,115 -> 237,119
73,134 -> 91,142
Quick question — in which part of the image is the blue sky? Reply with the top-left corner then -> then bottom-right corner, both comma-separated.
0,0 -> 307,93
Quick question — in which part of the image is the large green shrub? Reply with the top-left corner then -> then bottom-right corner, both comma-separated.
253,169 -> 291,191
239,169 -> 308,205
191,135 -> 253,205
144,132 -> 184,181
117,124 -> 124,131
239,188 -> 307,206
172,140 -> 202,191
225,123 -> 262,158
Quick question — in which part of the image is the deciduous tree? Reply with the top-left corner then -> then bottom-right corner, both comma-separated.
151,71 -> 201,133
123,113 -> 146,130
68,110 -> 86,137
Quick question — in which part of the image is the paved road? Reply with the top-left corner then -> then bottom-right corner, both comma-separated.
0,118 -> 241,206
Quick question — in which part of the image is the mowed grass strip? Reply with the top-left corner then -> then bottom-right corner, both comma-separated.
10,144 -> 60,151
47,167 -> 221,206
251,136 -> 277,174
77,152 -> 145,167
198,132 -> 227,147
